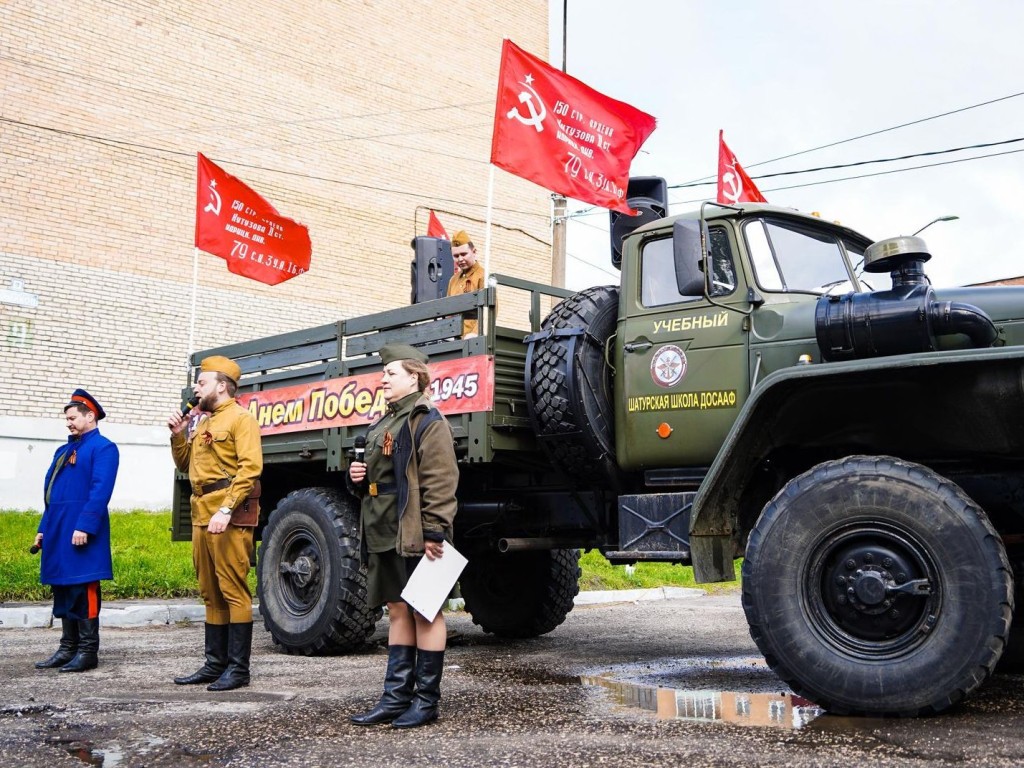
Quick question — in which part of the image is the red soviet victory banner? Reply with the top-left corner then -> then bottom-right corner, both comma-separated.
717,130 -> 767,204
194,153 -> 312,285
427,209 -> 448,239
490,39 -> 656,214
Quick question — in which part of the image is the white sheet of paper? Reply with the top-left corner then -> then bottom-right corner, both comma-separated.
400,543 -> 468,622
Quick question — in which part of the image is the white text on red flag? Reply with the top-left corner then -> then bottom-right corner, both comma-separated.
490,40 -> 656,215
194,153 -> 312,286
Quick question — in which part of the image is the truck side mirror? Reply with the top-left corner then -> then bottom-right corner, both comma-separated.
673,220 -> 707,296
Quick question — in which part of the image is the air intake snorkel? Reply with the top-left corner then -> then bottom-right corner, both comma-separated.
815,236 -> 997,362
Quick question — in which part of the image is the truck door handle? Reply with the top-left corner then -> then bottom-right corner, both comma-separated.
624,340 -> 653,353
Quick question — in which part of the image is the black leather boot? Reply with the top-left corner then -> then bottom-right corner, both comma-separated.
207,622 -> 252,691
35,619 -> 79,669
174,623 -> 229,684
59,618 -> 99,672
350,645 -> 417,725
392,649 -> 445,728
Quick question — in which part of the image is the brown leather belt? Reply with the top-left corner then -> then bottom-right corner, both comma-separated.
368,482 -> 396,497
194,478 -> 231,497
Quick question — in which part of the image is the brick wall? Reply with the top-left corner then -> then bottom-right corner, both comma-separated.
0,0 -> 551,424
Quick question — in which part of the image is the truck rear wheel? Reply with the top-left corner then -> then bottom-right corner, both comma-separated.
461,549 -> 581,638
743,456 -> 1012,716
257,487 -> 382,655
526,285 -> 619,484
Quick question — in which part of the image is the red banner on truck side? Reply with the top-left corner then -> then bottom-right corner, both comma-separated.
237,355 -> 495,436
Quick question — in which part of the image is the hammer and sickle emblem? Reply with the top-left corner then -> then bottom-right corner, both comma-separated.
204,179 -> 222,216
721,167 -> 742,204
506,78 -> 547,133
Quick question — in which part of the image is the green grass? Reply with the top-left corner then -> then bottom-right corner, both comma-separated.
1,509 -> 738,602
0,510 -> 256,602
578,549 -> 740,594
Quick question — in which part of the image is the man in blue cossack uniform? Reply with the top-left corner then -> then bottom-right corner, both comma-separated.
33,389 -> 119,673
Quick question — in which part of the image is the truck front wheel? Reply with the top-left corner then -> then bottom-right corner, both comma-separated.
257,487 -> 382,655
742,456 -> 1012,716
461,549 -> 581,638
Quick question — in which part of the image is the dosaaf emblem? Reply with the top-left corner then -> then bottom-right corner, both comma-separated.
650,344 -> 687,388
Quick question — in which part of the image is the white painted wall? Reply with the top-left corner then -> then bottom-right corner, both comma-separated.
0,417 -> 175,511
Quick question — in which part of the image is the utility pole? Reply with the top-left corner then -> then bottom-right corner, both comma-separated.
550,0 -> 569,287
551,194 -> 566,287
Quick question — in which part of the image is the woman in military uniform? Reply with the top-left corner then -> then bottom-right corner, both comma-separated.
348,343 -> 458,729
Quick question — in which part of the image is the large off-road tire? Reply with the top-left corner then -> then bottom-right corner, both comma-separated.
461,549 -> 581,638
525,285 -> 619,484
743,456 -> 1012,716
257,487 -> 382,655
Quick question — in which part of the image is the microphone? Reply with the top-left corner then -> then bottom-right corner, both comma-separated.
181,395 -> 200,416
29,544 -> 40,555
353,435 -> 366,463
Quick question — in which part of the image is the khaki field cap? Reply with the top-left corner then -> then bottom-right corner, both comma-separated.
451,230 -> 472,247
379,344 -> 428,366
200,355 -> 242,384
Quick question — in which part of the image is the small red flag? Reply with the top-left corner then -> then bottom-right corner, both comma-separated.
490,40 -> 656,215
717,131 -> 767,205
427,209 -> 448,239
194,153 -> 312,285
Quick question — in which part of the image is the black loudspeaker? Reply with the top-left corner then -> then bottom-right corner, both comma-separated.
609,176 -> 669,269
410,236 -> 455,304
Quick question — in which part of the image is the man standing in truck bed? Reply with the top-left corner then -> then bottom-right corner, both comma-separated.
167,355 -> 262,692
447,230 -> 485,338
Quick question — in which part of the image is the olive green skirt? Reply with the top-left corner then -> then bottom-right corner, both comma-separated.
366,550 -> 419,608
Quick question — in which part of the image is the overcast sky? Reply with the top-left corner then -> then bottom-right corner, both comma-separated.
547,0 -> 1024,289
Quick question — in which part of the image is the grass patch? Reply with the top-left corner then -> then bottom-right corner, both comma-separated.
0,510 -> 256,602
578,549 -> 740,594
1,509 -> 738,602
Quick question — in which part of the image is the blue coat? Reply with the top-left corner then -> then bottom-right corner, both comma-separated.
38,428 -> 119,585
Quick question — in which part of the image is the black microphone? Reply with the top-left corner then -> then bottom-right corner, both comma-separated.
181,395 -> 200,415
353,435 -> 366,463
29,544 -> 40,555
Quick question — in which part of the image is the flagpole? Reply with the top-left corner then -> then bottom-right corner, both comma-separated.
187,247 -> 199,376
483,163 -> 495,278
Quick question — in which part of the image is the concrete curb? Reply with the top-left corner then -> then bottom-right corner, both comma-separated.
0,586 -> 706,630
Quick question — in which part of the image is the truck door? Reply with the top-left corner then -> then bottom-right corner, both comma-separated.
615,225 -> 750,470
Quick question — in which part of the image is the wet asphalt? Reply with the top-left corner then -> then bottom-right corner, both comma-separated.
3,591 -> 1024,767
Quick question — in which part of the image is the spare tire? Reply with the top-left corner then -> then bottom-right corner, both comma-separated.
525,285 -> 620,484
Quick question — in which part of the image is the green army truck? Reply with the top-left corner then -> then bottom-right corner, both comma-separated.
174,201 -> 1024,717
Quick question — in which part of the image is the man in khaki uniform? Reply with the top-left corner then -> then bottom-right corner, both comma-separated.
167,355 -> 262,691
446,230 -> 485,338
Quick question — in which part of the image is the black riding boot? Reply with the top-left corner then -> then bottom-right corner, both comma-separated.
174,623 -> 229,684
35,619 -> 79,669
59,618 -> 99,672
207,622 -> 252,691
392,649 -> 445,728
350,645 -> 417,725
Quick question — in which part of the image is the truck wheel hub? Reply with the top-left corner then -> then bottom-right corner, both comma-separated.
813,528 -> 938,648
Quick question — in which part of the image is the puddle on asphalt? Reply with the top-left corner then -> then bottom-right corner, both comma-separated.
581,656 -> 826,730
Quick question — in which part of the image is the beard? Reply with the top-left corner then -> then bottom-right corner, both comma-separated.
198,393 -> 217,411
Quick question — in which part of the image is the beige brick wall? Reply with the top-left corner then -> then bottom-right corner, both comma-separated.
1,0 -> 551,425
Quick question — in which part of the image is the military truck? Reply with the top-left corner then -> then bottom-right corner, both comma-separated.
173,201 -> 1024,717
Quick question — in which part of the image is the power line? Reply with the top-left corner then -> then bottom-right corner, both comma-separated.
668,136 -> 1024,190
0,116 -> 550,223
675,89 -> 1024,185
671,146 -> 1024,204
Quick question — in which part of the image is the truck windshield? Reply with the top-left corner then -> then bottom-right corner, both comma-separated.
641,227 -> 736,307
745,218 -> 854,294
